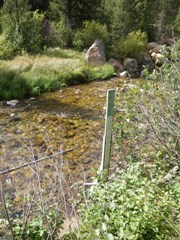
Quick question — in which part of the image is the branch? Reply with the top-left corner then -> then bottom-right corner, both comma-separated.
0,148 -> 73,175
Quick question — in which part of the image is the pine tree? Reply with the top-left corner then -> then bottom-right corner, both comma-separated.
29,0 -> 50,12
2,0 -> 44,53
49,0 -> 102,29
2,0 -> 30,53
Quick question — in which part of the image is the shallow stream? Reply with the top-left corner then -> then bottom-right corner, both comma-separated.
0,77 -> 125,180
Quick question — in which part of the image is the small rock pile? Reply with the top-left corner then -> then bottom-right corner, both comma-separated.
86,39 -> 173,78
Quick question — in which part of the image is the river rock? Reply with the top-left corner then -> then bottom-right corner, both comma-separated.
119,71 -> 130,78
108,58 -> 124,72
123,58 -> 139,77
86,39 -> 106,66
74,89 -> 80,95
30,97 -> 36,101
147,42 -> 160,51
160,36 -> 174,46
137,52 -> 155,71
6,100 -> 19,107
149,45 -> 163,54
151,52 -> 165,66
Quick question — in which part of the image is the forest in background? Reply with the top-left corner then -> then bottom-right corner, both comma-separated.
0,0 -> 179,58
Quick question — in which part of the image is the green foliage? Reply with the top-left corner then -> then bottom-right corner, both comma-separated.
12,209 -> 63,240
118,30 -> 148,58
74,163 -> 179,240
0,69 -> 31,99
0,52 -> 114,100
73,20 -> 109,51
103,0 -> 129,43
21,10 -> 45,53
143,43 -> 180,166
173,8 -> 180,35
1,0 -> 44,55
0,34 -> 14,59
49,0 -> 102,29
62,64 -> 114,86
53,20 -> 72,48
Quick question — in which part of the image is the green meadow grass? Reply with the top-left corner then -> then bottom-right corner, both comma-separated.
0,49 -> 114,100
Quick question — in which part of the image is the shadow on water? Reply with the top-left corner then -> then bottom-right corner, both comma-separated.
26,97 -> 102,120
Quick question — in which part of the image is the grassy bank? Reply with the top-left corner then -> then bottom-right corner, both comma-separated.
0,48 -> 115,100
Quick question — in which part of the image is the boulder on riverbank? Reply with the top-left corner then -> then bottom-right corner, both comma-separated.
137,52 -> 155,72
107,58 -> 124,73
123,58 -> 139,77
86,39 -> 106,66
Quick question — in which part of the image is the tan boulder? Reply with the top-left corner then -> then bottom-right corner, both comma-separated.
86,39 -> 106,66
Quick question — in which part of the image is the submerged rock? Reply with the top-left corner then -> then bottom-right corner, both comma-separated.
6,100 -> 19,107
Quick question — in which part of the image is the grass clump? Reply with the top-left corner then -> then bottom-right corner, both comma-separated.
0,69 -> 31,99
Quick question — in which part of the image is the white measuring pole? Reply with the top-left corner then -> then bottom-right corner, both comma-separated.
100,89 -> 115,182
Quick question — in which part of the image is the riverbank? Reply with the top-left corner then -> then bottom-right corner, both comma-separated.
0,48 -> 115,100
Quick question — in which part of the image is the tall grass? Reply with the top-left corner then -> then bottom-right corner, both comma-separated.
0,49 -> 114,100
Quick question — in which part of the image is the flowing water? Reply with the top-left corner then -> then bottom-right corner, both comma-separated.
0,77 -> 134,228
0,78 -> 125,180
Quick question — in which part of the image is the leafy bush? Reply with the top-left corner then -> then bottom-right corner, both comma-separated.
0,34 -> 14,59
22,10 -> 45,53
139,41 -> 180,166
75,163 -> 179,240
118,30 -> 148,58
173,8 -> 180,35
53,20 -> 72,48
73,20 -> 109,51
2,0 -> 44,54
12,209 -> 63,240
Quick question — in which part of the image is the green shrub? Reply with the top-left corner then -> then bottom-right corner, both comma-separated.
22,10 -> 45,53
53,21 -> 72,48
75,163 -> 180,240
118,30 -> 148,58
0,34 -> 14,59
73,20 -> 109,51
2,0 -> 44,54
173,8 -> 180,35
140,41 -> 180,166
12,209 -> 63,240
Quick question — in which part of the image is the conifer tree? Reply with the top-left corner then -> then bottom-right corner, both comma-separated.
2,0 -> 44,53
49,0 -> 102,29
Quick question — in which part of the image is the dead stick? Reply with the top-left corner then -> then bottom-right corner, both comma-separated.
0,148 -> 73,175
